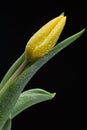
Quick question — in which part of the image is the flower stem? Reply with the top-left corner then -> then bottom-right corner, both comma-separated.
10,59 -> 28,81
2,59 -> 29,90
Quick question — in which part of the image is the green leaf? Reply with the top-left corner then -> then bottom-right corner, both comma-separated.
0,29 -> 85,129
13,29 -> 85,90
2,119 -> 11,130
0,53 -> 25,90
11,88 -> 56,119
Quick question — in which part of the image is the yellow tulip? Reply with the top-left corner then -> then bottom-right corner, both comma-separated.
25,15 -> 66,62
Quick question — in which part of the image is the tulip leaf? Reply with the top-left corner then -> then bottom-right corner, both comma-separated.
11,88 -> 56,119
0,29 -> 85,129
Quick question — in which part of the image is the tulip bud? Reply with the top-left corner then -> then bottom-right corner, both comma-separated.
25,15 -> 66,62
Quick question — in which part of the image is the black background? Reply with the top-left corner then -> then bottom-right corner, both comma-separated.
0,0 -> 87,129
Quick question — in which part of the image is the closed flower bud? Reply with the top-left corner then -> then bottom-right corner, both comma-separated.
25,15 -> 66,62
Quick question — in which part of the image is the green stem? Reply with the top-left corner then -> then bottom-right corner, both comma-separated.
0,59 -> 29,130
0,53 -> 25,89
9,59 -> 28,81
2,59 -> 28,91
2,118 -> 11,130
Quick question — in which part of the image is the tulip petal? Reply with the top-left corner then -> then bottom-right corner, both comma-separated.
26,15 -> 66,61
31,17 -> 66,60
